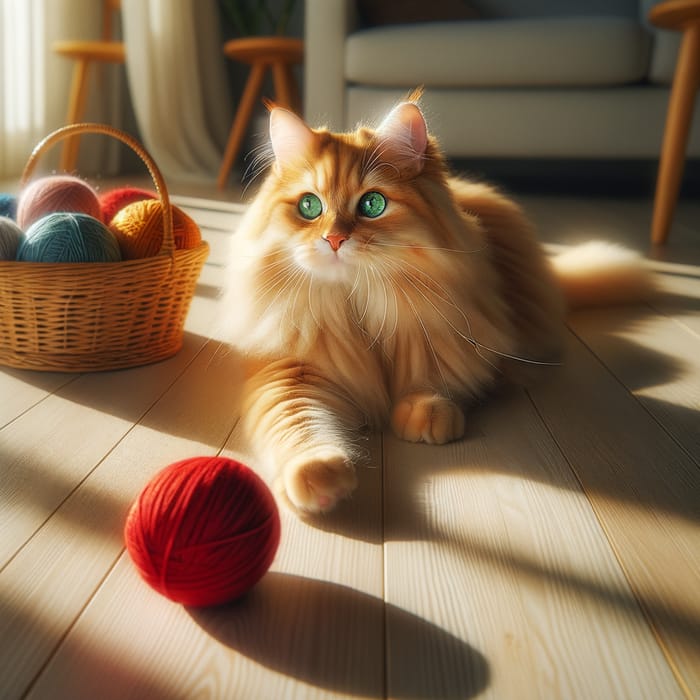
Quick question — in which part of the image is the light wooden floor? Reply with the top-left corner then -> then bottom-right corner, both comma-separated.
1,183 -> 699,699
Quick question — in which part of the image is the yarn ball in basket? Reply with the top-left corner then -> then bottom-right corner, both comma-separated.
17,212 -> 122,263
110,199 -> 201,259
124,456 -> 281,607
0,193 -> 17,220
17,175 -> 102,229
100,186 -> 156,223
0,216 -> 25,260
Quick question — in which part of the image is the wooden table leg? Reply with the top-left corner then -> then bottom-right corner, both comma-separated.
217,61 -> 267,190
651,23 -> 700,245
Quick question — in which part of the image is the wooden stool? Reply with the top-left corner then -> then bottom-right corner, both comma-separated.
649,0 -> 700,244
217,37 -> 304,190
52,0 -> 124,172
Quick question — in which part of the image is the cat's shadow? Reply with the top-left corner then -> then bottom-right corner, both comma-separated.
305,309 -> 697,544
188,571 -> 490,699
299,320 -> 700,653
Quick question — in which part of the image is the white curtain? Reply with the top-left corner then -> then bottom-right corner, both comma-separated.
121,0 -> 232,182
1,0 -> 232,184
0,0 -> 104,178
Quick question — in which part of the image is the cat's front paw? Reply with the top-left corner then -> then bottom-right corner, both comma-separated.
392,392 -> 465,444
280,449 -> 358,514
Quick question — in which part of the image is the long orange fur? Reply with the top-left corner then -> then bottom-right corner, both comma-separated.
220,97 -> 652,514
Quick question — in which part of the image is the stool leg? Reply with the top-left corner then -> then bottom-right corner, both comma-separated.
651,23 -> 700,245
286,64 -> 301,114
218,61 -> 267,190
60,58 -> 91,172
272,61 -> 294,110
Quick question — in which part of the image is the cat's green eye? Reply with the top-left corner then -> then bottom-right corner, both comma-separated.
298,193 -> 323,220
358,191 -> 386,218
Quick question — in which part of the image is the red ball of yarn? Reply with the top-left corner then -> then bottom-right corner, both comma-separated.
17,175 -> 102,229
100,186 -> 156,224
124,456 -> 281,607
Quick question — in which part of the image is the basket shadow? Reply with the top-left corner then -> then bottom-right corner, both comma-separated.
189,571 -> 490,699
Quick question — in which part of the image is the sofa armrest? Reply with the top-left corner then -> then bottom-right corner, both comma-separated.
304,0 -> 358,129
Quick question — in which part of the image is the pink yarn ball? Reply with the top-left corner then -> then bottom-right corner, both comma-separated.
17,175 -> 102,229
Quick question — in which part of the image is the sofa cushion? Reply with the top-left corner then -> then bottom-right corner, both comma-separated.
345,17 -> 652,88
358,0 -> 480,27
472,0 -> 638,19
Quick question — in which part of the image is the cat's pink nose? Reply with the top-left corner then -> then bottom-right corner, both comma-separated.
324,232 -> 348,251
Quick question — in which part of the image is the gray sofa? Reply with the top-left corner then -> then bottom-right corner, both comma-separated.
304,0 -> 700,161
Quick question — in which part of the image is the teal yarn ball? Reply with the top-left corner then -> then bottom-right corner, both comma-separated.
17,213 -> 122,263
0,216 -> 25,260
0,193 -> 17,220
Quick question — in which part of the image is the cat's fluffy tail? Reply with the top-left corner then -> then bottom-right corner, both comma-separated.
549,241 -> 655,309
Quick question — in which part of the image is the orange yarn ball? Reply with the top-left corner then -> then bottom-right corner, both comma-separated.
17,175 -> 102,229
110,199 -> 201,259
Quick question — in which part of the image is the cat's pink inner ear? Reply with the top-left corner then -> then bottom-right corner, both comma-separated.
377,102 -> 428,175
269,108 -> 315,167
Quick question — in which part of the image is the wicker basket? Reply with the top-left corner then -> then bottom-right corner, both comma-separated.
0,123 -> 210,372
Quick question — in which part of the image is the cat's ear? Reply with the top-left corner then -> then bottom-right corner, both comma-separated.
376,102 -> 428,177
269,108 -> 315,169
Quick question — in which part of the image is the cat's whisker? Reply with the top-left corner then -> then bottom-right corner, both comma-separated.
242,143 -> 276,192
255,263 -> 299,300
361,141 -> 400,180
307,277 -> 323,329
360,141 -> 386,180
398,285 -> 452,399
415,279 -> 498,372
391,260 -> 555,367
388,257 -> 477,332
386,259 -> 499,370
204,339 -> 235,370
356,266 -> 372,325
380,264 -> 400,343
371,240 -> 488,255
470,344 -> 562,367
346,265 -> 363,303
254,258 -> 298,278
365,265 -> 392,350
259,266 -> 304,320
371,264 -> 405,348
287,270 -> 307,336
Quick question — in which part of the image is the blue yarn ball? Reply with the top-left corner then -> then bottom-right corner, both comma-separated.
17,212 -> 122,263
0,216 -> 25,260
0,193 -> 17,220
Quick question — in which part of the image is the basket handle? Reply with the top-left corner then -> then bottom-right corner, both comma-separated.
20,123 -> 175,257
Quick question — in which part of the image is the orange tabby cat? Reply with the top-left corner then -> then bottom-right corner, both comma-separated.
221,97 -> 651,514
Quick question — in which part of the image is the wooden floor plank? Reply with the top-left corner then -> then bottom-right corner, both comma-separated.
2,193 -> 697,699
567,304 -> 700,464
0,369 -> 78,430
651,260 -> 700,338
0,341 -> 244,700
23,432 -> 385,699
0,332 -> 214,567
528,329 -> 700,697
383,384 -> 683,699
